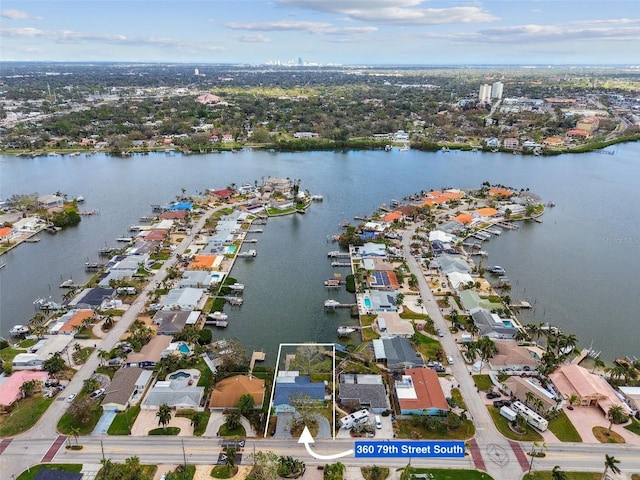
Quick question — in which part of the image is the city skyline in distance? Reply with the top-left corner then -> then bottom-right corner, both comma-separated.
1,0 -> 638,65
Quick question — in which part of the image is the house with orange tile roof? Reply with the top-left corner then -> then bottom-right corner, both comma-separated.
474,207 -> 499,218
209,375 -> 266,410
549,364 -> 630,415
382,212 -> 403,223
488,188 -> 512,197
503,138 -> 519,149
542,137 -> 565,147
144,229 -> 167,242
160,211 -> 186,220
395,368 -> 449,416
453,213 -> 474,225
50,309 -> 94,335
189,254 -> 218,270
0,226 -> 14,241
566,129 -> 590,138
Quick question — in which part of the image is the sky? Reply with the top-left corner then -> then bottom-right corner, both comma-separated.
1,0 -> 639,65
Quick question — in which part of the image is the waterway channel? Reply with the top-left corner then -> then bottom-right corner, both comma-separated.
1,144 -> 639,362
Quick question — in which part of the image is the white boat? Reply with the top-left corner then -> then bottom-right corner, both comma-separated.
116,236 -> 134,242
207,311 -> 228,321
311,194 -> 323,201
75,195 -> 85,203
324,299 -> 340,308
398,144 -> 409,152
0,262 -> 5,269
489,266 -> 506,275
10,325 -> 29,336
337,326 -> 356,336
237,250 -> 257,258
228,282 -> 245,291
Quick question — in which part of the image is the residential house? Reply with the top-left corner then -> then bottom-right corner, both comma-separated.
470,309 -> 519,340
101,367 -> 150,412
375,313 -> 414,338
263,177 -> 291,194
38,195 -> 64,208
395,368 -> 449,416
208,375 -> 266,410
503,138 -> 519,149
125,335 -> 172,368
273,372 -> 326,414
549,364 -> 631,415
12,353 -> 44,371
162,288 -> 204,311
153,310 -> 199,336
502,376 -> 559,415
489,341 -> 541,372
49,309 -> 93,335
0,371 -> 48,411
374,337 -> 425,370
142,377 -> 204,410
338,374 -> 389,414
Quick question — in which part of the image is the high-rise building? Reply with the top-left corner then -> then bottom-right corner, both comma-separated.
479,84 -> 491,103
194,68 -> 200,76
491,81 -> 504,99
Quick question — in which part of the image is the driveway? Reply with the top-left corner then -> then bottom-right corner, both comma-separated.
131,409 -> 193,436
563,405 -> 640,445
92,408 -> 118,435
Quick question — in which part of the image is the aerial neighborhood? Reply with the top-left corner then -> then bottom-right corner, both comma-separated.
1,175 -> 639,480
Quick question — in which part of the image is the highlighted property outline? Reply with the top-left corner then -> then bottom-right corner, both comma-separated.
263,342 -> 337,439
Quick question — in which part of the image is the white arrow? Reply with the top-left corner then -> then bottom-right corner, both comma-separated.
297,427 -> 354,460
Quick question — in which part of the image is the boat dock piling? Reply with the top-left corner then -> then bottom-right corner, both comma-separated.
331,261 -> 351,267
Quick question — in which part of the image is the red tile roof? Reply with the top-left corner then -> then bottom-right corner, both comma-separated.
398,368 -> 449,412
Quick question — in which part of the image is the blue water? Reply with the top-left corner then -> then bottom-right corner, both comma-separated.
169,371 -> 190,380
503,320 -> 515,328
226,245 -> 237,253
364,297 -> 372,309
178,344 -> 191,354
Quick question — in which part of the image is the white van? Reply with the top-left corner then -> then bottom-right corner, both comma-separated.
339,409 -> 370,429
375,415 -> 382,429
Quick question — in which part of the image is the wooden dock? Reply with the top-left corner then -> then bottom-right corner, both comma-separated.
249,351 -> 266,373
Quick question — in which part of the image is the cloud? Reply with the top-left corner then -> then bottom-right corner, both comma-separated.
1,9 -> 30,20
476,24 -> 640,43
276,0 -> 498,25
230,33 -> 272,43
226,20 -> 332,33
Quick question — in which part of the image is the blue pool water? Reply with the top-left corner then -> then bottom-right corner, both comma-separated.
503,320 -> 515,328
225,245 -> 237,254
169,371 -> 190,380
212,273 -> 222,281
178,344 -> 191,354
364,297 -> 372,308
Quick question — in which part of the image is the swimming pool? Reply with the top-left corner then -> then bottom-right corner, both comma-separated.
502,320 -> 515,328
211,273 -> 222,282
224,245 -> 237,254
169,371 -> 190,380
178,343 -> 191,354
363,297 -> 372,309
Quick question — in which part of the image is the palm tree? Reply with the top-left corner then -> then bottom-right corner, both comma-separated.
592,358 -> 605,374
568,394 -> 580,408
551,465 -> 568,480
601,454 -> 621,480
190,412 -> 204,432
225,446 -> 237,469
607,405 -> 627,435
70,426 -> 81,447
156,403 -> 172,430
224,409 -> 242,431
97,349 -> 110,367
525,391 -> 535,408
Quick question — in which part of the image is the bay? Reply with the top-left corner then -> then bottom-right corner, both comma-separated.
1,145 -> 639,362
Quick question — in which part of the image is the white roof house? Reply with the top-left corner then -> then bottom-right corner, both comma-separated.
447,271 -> 474,289
162,288 -> 204,311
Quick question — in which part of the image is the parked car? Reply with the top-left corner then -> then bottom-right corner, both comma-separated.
486,391 -> 501,399
447,355 -> 454,365
437,329 -> 444,337
67,393 -> 77,402
493,400 -> 511,408
90,388 -> 105,399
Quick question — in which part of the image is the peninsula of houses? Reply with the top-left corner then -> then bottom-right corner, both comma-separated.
1,178 -> 639,480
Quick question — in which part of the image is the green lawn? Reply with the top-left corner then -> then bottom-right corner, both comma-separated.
412,331 -> 443,361
218,423 -> 247,437
404,467 -> 494,479
211,465 -> 237,478
523,472 -> 600,480
0,395 -> 54,437
394,418 -> 475,440
472,375 -> 493,391
450,388 -> 467,410
107,405 -> 141,435
57,397 -> 103,435
624,418 -> 640,436
0,346 -> 26,363
548,411 -> 582,442
487,406 -> 543,442
17,464 -> 82,480
148,426 -> 181,435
